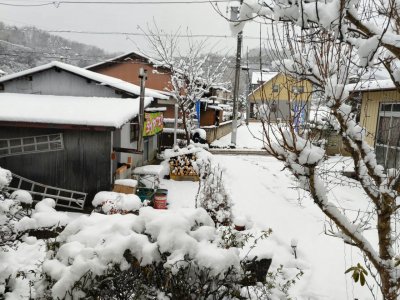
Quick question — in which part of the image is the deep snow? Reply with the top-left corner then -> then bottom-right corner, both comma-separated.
162,153 -> 375,299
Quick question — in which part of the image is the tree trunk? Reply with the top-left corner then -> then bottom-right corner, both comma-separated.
180,105 -> 191,145
377,197 -> 397,300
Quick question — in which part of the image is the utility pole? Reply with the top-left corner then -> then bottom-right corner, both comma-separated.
138,68 -> 147,152
231,1 -> 243,146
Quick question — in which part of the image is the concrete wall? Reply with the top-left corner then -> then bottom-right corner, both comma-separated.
203,121 -> 233,144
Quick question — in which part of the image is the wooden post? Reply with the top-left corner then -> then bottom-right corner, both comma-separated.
138,68 -> 147,152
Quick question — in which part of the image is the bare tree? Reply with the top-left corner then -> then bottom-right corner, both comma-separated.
142,24 -> 228,144
220,0 -> 400,298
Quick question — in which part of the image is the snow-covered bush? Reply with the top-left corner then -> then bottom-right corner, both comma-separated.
0,167 -> 70,299
42,207 -> 244,299
0,167 -> 12,192
196,159 -> 233,227
0,163 -> 301,299
92,191 -> 142,214
0,169 -> 33,248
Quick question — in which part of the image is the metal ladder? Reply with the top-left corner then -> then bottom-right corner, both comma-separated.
7,173 -> 87,211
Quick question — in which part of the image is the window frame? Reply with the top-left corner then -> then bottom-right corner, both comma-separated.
375,102 -> 400,169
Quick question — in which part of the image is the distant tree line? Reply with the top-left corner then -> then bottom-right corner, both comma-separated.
0,22 -> 116,74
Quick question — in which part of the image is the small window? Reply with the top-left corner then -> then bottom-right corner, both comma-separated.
272,84 -> 279,93
0,83 -> 4,91
381,104 -> 392,112
270,101 -> 277,112
292,86 -> 304,94
130,123 -> 139,142
393,104 -> 400,112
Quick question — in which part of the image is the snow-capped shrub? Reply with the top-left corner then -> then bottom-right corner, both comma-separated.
92,191 -> 142,214
42,207 -> 243,299
0,167 -> 12,191
0,191 -> 69,299
196,159 -> 233,227
10,190 -> 33,205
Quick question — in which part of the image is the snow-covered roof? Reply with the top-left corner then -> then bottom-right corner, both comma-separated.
208,105 -> 223,111
351,79 -> 396,92
145,107 -> 167,112
251,71 -> 279,85
0,61 -> 168,100
0,69 -> 6,76
132,164 -> 166,176
86,51 -> 171,73
85,51 -> 150,70
200,98 -> 215,103
0,93 -> 153,128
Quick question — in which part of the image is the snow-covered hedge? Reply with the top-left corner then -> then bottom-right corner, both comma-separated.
1,162 -> 302,299
43,207 -> 241,298
92,191 -> 142,214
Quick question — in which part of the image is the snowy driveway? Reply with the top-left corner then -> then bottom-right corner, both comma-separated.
162,148 -> 376,299
212,155 -> 374,300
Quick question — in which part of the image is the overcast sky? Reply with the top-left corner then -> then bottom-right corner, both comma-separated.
0,0 -> 270,56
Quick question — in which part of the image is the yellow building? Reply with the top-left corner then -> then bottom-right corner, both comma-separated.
358,80 -> 400,168
249,72 -> 313,122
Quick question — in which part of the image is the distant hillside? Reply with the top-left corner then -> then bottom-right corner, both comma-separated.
0,22 -> 117,75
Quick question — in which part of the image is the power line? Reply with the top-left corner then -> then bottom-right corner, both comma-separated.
0,0 -> 230,7
0,28 -> 275,41
0,52 -> 240,69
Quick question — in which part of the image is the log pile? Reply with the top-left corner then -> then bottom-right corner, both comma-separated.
169,154 -> 199,180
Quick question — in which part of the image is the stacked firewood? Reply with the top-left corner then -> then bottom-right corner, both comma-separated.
169,154 -> 198,176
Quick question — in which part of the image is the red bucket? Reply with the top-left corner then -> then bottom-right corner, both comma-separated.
154,189 -> 168,209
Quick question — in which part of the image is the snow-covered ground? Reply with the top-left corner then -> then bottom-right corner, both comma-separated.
211,122 -> 265,149
162,154 -> 375,299
1,121 -> 378,299
163,122 -> 377,299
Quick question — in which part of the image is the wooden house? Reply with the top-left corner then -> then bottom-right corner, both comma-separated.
86,52 -> 176,117
249,72 -> 313,122
0,61 -> 168,167
0,94 -> 159,209
0,62 -> 168,209
357,79 -> 400,169
87,53 -> 234,145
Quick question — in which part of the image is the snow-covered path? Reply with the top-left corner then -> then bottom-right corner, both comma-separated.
214,155 -> 374,300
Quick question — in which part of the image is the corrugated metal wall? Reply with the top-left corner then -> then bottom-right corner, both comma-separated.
0,127 -> 112,204
3,68 -> 122,98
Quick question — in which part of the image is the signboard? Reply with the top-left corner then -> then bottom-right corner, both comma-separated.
143,112 -> 164,136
